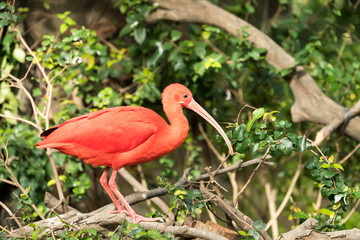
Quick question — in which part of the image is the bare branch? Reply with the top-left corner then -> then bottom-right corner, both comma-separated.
234,146 -> 271,203
339,142 -> 360,165
265,182 -> 278,238
265,154 -> 303,231
0,201 -> 24,233
46,149 -> 67,213
341,199 -> 360,224
275,218 -> 360,240
314,100 -> 360,145
200,187 -> 272,240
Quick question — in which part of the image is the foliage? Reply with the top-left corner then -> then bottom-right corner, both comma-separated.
158,176 -> 204,224
1,0 -> 360,238
109,220 -> 174,240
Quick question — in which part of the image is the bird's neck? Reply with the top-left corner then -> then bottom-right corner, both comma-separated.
163,102 -> 189,147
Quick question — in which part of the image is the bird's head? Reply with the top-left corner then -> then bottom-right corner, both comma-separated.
162,83 -> 234,155
162,83 -> 193,107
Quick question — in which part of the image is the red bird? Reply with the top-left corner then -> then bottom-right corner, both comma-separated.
36,83 -> 233,223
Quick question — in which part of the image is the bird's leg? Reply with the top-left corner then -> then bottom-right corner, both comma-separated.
99,167 -> 126,213
108,168 -> 164,223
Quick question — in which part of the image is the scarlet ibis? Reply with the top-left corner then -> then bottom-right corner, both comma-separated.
36,83 -> 233,223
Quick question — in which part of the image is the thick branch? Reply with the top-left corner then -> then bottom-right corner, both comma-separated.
313,100 -> 360,145
275,218 -> 360,240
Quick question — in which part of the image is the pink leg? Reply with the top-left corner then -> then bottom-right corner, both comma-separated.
108,168 -> 163,223
99,167 -> 126,213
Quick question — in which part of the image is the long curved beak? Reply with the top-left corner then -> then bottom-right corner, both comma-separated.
186,99 -> 234,155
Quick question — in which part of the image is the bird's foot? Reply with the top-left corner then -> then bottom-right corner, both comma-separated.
131,214 -> 164,224
109,209 -> 128,214
110,210 -> 163,223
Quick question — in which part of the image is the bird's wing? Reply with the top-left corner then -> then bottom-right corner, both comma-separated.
36,107 -> 164,155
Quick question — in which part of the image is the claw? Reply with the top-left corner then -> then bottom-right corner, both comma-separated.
131,215 -> 164,224
102,168 -> 164,224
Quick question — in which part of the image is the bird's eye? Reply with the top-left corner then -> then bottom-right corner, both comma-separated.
183,94 -> 188,98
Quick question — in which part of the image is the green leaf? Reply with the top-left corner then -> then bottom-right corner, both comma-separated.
236,124 -> 248,141
233,126 -> 241,139
0,2 -> 7,10
320,169 -> 336,179
59,23 -> 68,34
354,191 -> 360,198
274,130 -> 283,140
32,87 -> 42,97
201,31 -> 211,40
0,19 -> 10,28
147,229 -> 162,238
134,27 -> 146,45
287,133 -> 298,145
252,108 -> 265,120
319,208 -> 335,217
279,138 -> 293,155
332,163 -> 344,171
320,163 -> 331,169
57,11 -> 71,20
249,229 -> 260,240
135,231 -> 147,238
171,29 -> 182,41
247,119 -> 255,132
238,230 -> 250,236
293,211 -> 308,219
253,220 -> 266,231
43,0 -> 50,10
32,230 -> 40,240
86,228 -> 98,237
275,120 -> 291,129
235,138 -> 250,153
298,135 -> 308,152
332,9 -> 341,16
13,47 -> 26,63
47,179 -> 56,187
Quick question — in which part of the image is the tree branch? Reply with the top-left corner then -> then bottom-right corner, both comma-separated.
314,99 -> 360,145
275,218 -> 360,240
200,187 -> 272,240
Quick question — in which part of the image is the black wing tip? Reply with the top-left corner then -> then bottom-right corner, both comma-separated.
40,127 -> 58,137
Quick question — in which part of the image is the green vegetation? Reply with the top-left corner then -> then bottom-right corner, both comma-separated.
1,0 -> 360,239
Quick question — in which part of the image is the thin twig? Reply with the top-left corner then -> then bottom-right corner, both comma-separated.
264,182 -> 278,238
265,153 -> 303,231
198,123 -> 224,161
339,142 -> 360,165
236,104 -> 257,124
12,28 -> 67,212
198,123 -> 239,205
314,187 -> 322,211
0,69 -> 45,122
0,113 -> 42,131
0,201 -> 24,233
0,178 -> 17,186
234,146 -> 271,204
308,139 -> 330,164
313,99 -> 360,146
46,149 -> 67,213
341,199 -> 360,224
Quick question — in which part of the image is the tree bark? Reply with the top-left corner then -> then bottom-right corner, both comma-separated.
275,218 -> 360,240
